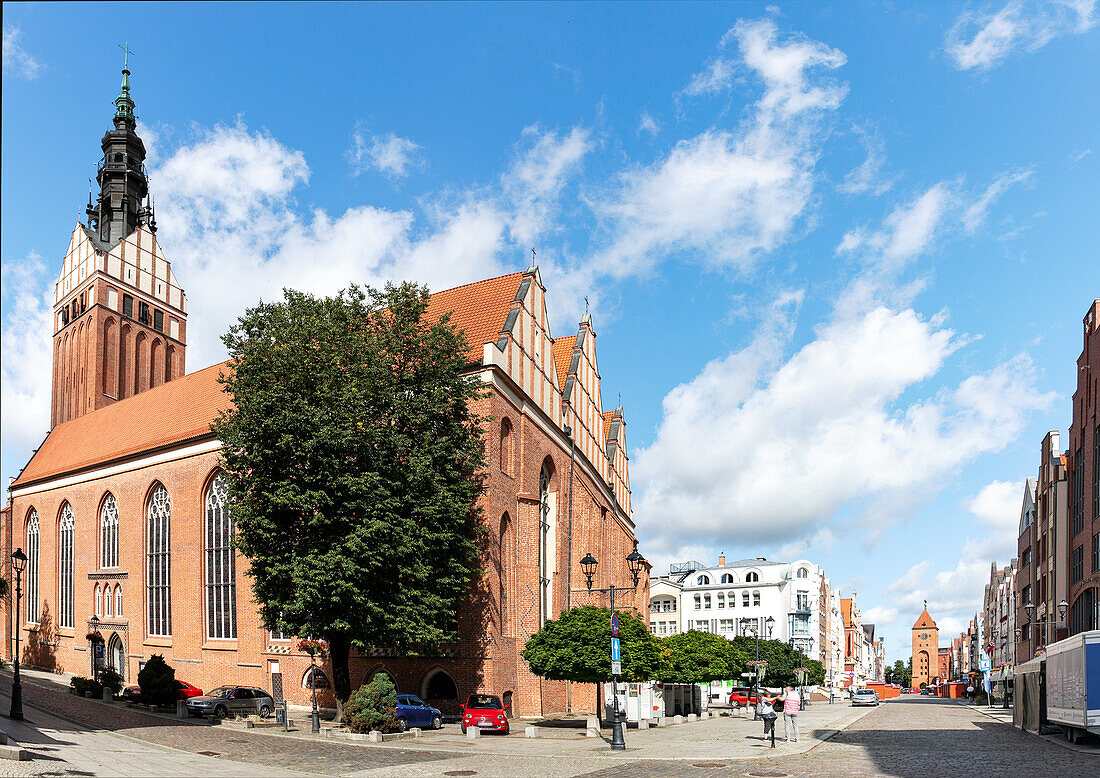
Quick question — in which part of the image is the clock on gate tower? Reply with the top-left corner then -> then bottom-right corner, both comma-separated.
911,603 -> 940,689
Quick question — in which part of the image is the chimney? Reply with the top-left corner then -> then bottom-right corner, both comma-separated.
718,552 -> 726,567
756,557 -> 766,561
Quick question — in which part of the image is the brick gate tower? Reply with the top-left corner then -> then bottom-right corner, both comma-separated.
912,603 -> 939,688
50,60 -> 187,427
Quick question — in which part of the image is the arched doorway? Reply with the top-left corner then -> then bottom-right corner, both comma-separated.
422,669 -> 459,715
105,632 -> 124,681
502,690 -> 513,718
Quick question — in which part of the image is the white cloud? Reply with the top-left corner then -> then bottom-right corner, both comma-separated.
502,126 -> 593,245
595,18 -> 847,278
2,26 -> 42,79
0,254 -> 53,481
963,168 -> 1034,232
863,605 -> 900,626
838,125 -> 896,196
682,58 -> 737,97
347,126 -> 425,178
945,0 -> 1097,71
837,184 -> 952,269
633,294 -> 1056,559
637,112 -> 661,136
967,479 -> 1026,533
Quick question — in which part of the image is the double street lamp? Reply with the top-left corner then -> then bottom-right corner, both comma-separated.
789,636 -> 813,709
1018,600 -> 1069,652
740,616 -> 774,720
8,549 -> 27,720
579,544 -> 647,751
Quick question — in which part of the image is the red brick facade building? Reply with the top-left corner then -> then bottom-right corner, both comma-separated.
2,71 -> 647,717
1067,300 -> 1100,634
911,608 -> 938,689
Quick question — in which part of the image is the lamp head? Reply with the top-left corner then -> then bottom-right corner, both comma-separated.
625,543 -> 646,586
1058,600 -> 1068,620
10,547 -> 27,574
580,552 -> 598,590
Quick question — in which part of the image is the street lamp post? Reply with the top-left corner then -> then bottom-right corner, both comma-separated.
580,544 -> 647,751
789,636 -> 812,709
740,616 -> 774,720
8,549 -> 27,720
1023,601 -> 1069,654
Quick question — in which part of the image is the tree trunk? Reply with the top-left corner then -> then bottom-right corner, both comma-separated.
329,634 -> 352,722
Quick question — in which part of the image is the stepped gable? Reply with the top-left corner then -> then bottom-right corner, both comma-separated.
14,360 -> 231,488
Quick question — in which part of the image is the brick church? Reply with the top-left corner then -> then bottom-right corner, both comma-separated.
2,67 -> 648,716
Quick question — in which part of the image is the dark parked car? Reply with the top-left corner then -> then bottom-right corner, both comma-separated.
186,686 -> 275,719
121,680 -> 204,703
394,694 -> 443,731
460,694 -> 509,734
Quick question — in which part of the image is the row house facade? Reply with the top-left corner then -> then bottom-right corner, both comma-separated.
1067,300 -> 1100,635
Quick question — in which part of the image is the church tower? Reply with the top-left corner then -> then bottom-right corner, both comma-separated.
50,61 -> 187,427
911,605 -> 939,689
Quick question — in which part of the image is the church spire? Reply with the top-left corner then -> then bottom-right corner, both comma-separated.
91,46 -> 149,247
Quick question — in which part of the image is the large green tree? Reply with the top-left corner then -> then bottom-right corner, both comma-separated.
522,606 -> 661,684
213,283 -> 486,718
729,637 -> 825,687
659,631 -> 747,684
886,659 -> 912,687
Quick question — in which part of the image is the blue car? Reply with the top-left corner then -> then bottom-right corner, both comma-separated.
394,694 -> 444,731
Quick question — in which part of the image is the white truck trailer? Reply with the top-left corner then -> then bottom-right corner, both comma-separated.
1044,629 -> 1100,743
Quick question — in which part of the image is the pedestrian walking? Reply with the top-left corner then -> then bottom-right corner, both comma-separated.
779,685 -> 801,742
756,692 -> 778,747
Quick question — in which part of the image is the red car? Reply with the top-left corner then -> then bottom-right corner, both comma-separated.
460,694 -> 509,734
121,680 -> 204,703
727,687 -> 762,706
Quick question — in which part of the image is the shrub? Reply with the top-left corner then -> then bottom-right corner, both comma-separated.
98,667 -> 124,696
344,673 -> 400,733
70,676 -> 103,697
137,654 -> 177,708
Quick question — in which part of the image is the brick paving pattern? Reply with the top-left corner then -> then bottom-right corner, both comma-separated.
8,679 -> 453,775
574,698 -> 1096,778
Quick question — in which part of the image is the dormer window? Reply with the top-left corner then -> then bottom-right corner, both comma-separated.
746,571 -> 759,583
696,574 -> 711,585
797,568 -> 808,579
721,573 -> 735,584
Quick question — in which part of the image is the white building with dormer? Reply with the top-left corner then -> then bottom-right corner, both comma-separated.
648,555 -> 831,666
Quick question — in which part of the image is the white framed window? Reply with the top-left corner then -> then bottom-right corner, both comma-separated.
797,567 -> 808,579
717,593 -> 725,609
205,475 -> 237,640
721,573 -> 734,584
753,591 -> 761,607
694,594 -> 701,610
669,623 -> 678,635
95,584 -> 102,617
742,591 -> 750,607
26,511 -> 40,624
719,618 -> 734,632
704,593 -> 711,609
59,504 -> 75,629
105,583 -> 113,617
146,485 -> 172,637
115,585 -> 123,616
101,494 -> 119,568
746,571 -> 759,582
696,574 -> 711,585
650,624 -> 656,634
728,591 -> 736,608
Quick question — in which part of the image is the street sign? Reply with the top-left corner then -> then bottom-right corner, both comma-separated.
94,644 -> 105,659
978,656 -> 991,672
611,660 -> 622,675
611,637 -> 621,662
611,613 -> 620,637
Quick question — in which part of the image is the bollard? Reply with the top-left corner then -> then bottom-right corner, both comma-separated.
524,726 -> 539,738
657,716 -> 669,727
700,711 -> 709,720
102,688 -> 113,703
368,731 -> 383,742
176,700 -> 187,719
466,726 -> 482,739
638,719 -> 650,729
673,715 -> 684,725
410,727 -> 422,738
687,713 -> 697,722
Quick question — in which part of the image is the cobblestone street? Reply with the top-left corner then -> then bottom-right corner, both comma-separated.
3,676 -> 1097,777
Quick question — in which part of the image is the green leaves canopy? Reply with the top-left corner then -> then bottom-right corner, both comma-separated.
659,630 -> 748,684
522,606 -> 661,683
730,636 -> 825,686
212,283 -> 486,711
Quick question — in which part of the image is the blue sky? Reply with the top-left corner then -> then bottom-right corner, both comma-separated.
3,1 -> 1097,662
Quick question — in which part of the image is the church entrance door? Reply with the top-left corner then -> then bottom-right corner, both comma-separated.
107,633 -> 125,682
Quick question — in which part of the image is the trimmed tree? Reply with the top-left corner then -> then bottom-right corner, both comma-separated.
659,631 -> 747,685
213,283 -> 486,720
523,606 -> 660,714
137,653 -> 177,708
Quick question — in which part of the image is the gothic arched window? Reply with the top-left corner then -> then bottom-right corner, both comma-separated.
59,504 -> 75,628
26,511 -> 40,624
205,475 -> 237,640
95,584 -> 102,617
115,585 -> 123,616
101,494 -> 119,569
146,485 -> 172,637
499,418 -> 514,475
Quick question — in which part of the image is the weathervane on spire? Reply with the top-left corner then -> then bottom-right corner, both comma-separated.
924,599 -> 928,611
119,42 -> 134,70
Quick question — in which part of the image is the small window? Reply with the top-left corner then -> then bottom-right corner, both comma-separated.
694,594 -> 701,610
697,575 -> 711,585
721,573 -> 734,584
153,310 -> 164,332
753,591 -> 761,607
138,302 -> 151,325
742,592 -> 750,607
797,568 -> 808,579
746,572 -> 759,583
704,594 -> 711,609
122,294 -> 134,318
717,593 -> 725,609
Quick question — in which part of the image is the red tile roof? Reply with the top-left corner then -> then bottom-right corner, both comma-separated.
913,609 -> 937,629
552,335 -> 576,390
13,273 -> 527,488
13,361 -> 233,488
425,272 -> 525,362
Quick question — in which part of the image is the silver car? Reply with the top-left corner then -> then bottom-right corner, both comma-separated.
851,688 -> 880,707
186,686 -> 275,719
